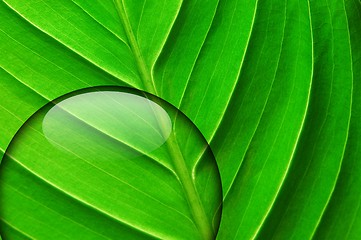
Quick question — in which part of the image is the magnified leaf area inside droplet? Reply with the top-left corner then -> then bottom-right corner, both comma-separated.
0,87 -> 222,240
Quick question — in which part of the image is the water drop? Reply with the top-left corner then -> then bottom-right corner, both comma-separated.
0,87 -> 222,240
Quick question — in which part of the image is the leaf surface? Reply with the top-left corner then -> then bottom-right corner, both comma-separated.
256,0 -> 353,238
313,0 -> 361,238
0,0 -> 360,239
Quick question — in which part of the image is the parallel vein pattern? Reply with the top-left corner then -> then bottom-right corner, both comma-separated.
0,0 -> 360,239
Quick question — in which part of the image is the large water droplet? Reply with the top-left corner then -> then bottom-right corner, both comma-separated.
0,87 -> 222,240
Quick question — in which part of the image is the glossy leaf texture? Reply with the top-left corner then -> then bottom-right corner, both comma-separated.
0,0 -> 360,239
1,87 -> 222,239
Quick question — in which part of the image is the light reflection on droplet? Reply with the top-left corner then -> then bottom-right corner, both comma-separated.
42,91 -> 172,159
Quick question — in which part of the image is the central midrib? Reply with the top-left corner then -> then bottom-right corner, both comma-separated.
113,1 -> 213,239
113,0 -> 157,95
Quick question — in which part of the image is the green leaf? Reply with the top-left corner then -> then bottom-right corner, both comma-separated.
1,88 -> 221,239
215,1 -> 314,238
313,0 -> 361,238
256,0 -> 353,239
0,0 -> 360,239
